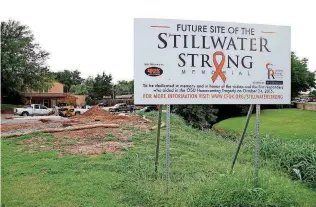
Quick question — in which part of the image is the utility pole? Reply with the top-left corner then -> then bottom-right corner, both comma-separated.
112,84 -> 115,99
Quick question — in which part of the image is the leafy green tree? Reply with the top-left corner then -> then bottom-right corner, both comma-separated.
291,52 -> 315,99
70,84 -> 88,95
1,20 -> 54,103
90,72 -> 113,99
114,80 -> 134,95
128,80 -> 134,94
173,105 -> 219,129
85,76 -> 95,95
55,69 -> 84,92
310,90 -> 316,98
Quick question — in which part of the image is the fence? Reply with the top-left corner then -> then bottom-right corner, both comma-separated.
97,99 -> 134,106
296,103 -> 316,111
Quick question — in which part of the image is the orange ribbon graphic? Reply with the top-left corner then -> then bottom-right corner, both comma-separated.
212,51 -> 226,83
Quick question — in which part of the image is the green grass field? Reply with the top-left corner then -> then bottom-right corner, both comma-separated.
215,109 -> 316,140
2,112 -> 316,206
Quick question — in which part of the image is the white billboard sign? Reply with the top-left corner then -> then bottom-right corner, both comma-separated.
134,18 -> 291,104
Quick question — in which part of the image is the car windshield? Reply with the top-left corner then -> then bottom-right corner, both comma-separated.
24,105 -> 32,108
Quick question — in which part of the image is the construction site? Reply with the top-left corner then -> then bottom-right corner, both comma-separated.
1,106 -> 153,156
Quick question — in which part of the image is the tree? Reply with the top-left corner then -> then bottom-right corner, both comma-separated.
128,80 -> 134,94
173,105 -> 219,129
310,90 -> 316,98
1,20 -> 54,103
291,52 -> 315,99
85,76 -> 95,95
70,84 -> 88,95
114,80 -> 134,95
55,69 -> 84,92
89,72 -> 113,99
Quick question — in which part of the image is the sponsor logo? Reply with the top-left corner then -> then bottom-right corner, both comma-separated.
266,63 -> 275,79
145,67 -> 163,77
265,63 -> 284,85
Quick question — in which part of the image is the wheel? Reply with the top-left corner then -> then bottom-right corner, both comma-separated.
75,111 -> 80,116
22,111 -> 29,116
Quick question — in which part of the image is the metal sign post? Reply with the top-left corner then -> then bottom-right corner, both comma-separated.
231,104 -> 254,173
165,104 -> 171,194
154,105 -> 163,177
254,104 -> 261,187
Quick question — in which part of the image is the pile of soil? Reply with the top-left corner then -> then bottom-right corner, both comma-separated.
83,106 -> 111,117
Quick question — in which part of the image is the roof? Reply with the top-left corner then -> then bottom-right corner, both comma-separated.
23,93 -> 67,98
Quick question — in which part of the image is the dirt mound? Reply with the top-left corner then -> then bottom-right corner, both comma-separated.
83,106 -> 111,117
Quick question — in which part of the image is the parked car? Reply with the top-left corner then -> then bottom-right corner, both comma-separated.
109,103 -> 129,112
98,103 -> 108,107
140,105 -> 158,112
74,105 -> 91,115
57,102 -> 68,107
14,104 -> 53,116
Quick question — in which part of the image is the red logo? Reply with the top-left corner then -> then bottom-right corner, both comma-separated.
145,67 -> 163,77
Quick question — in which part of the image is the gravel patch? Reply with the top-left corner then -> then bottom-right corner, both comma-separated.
2,122 -> 64,135
1,119 -> 41,124
1,116 -> 69,124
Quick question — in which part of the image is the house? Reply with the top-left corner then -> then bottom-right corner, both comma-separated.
23,82 -> 86,108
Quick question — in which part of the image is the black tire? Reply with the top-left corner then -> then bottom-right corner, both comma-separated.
75,111 -> 80,116
22,111 -> 29,116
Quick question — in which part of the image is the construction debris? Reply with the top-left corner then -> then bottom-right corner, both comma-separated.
1,105 -> 154,157
83,106 -> 111,117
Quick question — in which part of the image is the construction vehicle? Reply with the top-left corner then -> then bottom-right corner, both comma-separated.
58,105 -> 91,117
58,105 -> 76,117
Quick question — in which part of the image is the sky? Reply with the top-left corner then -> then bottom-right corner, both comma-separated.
1,0 -> 315,82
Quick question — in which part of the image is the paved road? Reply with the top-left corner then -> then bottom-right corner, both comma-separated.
1,115 -> 69,124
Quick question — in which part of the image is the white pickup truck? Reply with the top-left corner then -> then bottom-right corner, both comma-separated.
74,105 -> 92,115
14,104 -> 53,116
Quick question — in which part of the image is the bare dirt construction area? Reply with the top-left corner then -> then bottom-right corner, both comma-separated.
2,106 -> 152,157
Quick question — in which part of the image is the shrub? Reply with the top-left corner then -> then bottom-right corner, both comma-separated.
244,136 -> 316,185
172,105 -> 218,129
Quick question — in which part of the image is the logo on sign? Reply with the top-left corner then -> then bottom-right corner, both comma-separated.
145,67 -> 163,77
266,63 -> 275,79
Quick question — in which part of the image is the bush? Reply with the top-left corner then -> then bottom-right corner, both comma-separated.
239,136 -> 316,185
172,105 -> 218,129
215,129 -> 316,185
1,104 -> 21,111
257,137 -> 316,184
